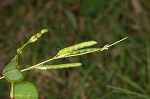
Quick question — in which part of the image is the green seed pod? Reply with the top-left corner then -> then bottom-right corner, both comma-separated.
35,63 -> 82,70
28,29 -> 48,43
57,41 -> 97,56
65,48 -> 101,57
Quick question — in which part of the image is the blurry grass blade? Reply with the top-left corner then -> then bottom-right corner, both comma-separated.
147,38 -> 150,82
109,86 -> 149,99
57,41 -> 97,56
35,63 -> 82,70
65,48 -> 101,57
64,9 -> 77,29
117,75 -> 145,93
80,0 -> 107,15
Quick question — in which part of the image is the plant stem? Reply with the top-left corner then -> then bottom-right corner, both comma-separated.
20,41 -> 29,51
101,37 -> 127,51
108,37 -> 127,48
0,76 -> 4,79
21,56 -> 59,72
109,86 -> 150,99
17,41 -> 30,55
10,82 -> 14,99
0,56 -> 60,80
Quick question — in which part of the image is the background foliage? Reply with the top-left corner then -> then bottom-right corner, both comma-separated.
0,0 -> 149,99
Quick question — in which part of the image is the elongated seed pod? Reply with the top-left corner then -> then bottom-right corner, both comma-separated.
65,48 -> 101,57
35,63 -> 82,70
57,41 -> 97,56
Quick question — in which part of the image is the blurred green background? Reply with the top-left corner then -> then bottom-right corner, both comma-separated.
0,0 -> 149,99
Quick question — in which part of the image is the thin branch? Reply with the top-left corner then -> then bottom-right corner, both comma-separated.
0,76 -> 4,80
21,56 -> 59,72
10,82 -> 14,99
101,37 -> 127,51
108,37 -> 127,48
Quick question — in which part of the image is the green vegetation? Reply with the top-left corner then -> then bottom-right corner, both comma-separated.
0,29 -> 127,98
0,0 -> 149,99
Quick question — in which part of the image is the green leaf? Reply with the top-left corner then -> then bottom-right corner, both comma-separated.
3,55 -> 18,72
57,41 -> 97,56
65,48 -> 101,57
14,82 -> 38,99
35,63 -> 82,70
3,69 -> 24,82
2,55 -> 24,82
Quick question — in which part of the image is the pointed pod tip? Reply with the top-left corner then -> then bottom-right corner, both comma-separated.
90,40 -> 97,44
77,63 -> 82,66
123,37 -> 128,40
41,29 -> 49,33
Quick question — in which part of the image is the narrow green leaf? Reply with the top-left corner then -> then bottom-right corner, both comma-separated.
64,9 -> 77,29
35,63 -> 82,70
65,48 -> 101,57
57,41 -> 97,56
14,82 -> 38,99
3,69 -> 24,82
110,86 -> 150,99
80,0 -> 107,15
117,75 -> 145,93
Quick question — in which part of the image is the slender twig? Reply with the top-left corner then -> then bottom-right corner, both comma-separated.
17,41 -> 30,55
101,37 -> 127,51
21,57 -> 58,72
0,76 -> 4,80
108,37 -> 127,48
109,86 -> 150,99
10,82 -> 14,99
